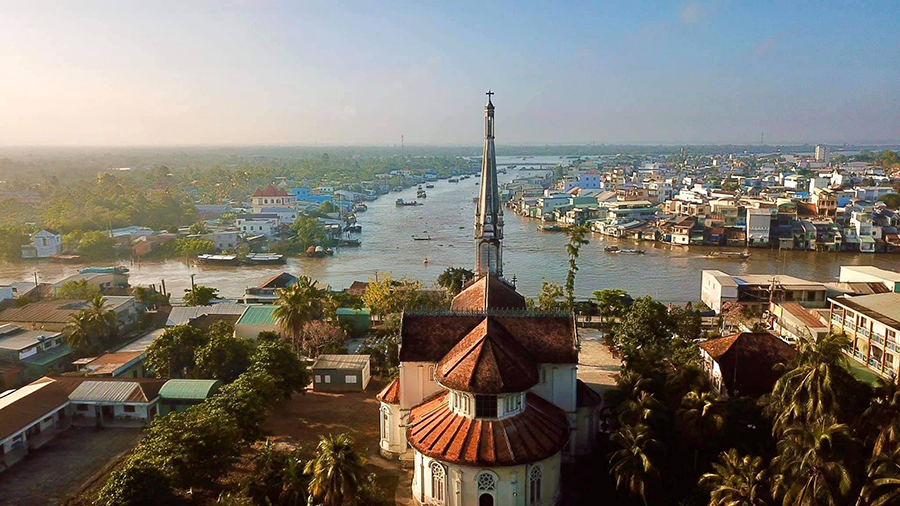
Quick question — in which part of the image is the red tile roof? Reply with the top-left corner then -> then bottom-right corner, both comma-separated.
451,275 -> 527,311
407,391 -> 568,466
0,378 -> 70,441
346,281 -> 369,297
400,313 -> 577,365
436,319 -> 539,394
252,184 -> 290,198
376,377 -> 400,404
698,332 -> 796,397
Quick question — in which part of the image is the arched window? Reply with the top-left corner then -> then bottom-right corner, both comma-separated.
477,471 -> 497,492
381,408 -> 390,442
430,462 -> 445,503
529,465 -> 542,504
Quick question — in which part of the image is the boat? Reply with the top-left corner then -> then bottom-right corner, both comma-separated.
449,178 -> 459,183
413,235 -> 432,241
619,248 -> 645,255
196,254 -> 240,265
538,225 -> 563,232
425,184 -> 434,188
306,246 -> 326,258
705,251 -> 751,260
355,203 -> 368,212
391,186 -> 404,192
338,238 -> 361,247
417,191 -> 427,198
423,257 -> 428,264
79,266 -> 129,274
325,248 -> 335,256
244,253 -> 286,265
344,223 -> 362,233
396,199 -> 418,206
604,246 -> 619,253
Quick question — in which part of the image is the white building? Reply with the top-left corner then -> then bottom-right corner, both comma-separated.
746,208 -> 772,247
829,293 -> 900,381
0,378 -> 72,471
839,266 -> 900,293
21,229 -> 61,259
815,144 -> 830,163
250,184 -> 296,211
236,216 -> 280,237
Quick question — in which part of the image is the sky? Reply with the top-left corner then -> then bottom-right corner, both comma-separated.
1,1 -> 899,146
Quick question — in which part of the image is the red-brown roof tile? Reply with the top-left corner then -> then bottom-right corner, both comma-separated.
436,319 -> 539,394
0,378 -> 70,441
252,184 -> 290,198
451,275 -> 527,311
698,332 -> 796,397
400,313 -> 576,365
376,377 -> 400,404
407,391 -> 568,466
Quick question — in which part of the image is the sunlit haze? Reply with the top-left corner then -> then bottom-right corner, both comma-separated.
2,0 -> 899,146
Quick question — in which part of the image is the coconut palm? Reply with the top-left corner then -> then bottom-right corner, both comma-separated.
608,423 -> 664,506
618,390 -> 664,427
273,276 -> 323,352
699,449 -> 769,506
85,294 -> 117,344
859,378 -> 900,455
676,390 -> 726,470
605,371 -> 652,411
770,417 -> 856,506
768,331 -> 855,431
304,433 -> 364,506
63,310 -> 95,352
861,441 -> 900,506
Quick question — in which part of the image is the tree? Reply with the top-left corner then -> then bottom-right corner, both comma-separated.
194,332 -> 255,383
878,193 -> 900,209
304,433 -> 364,506
274,276 -> 324,346
564,225 -> 589,310
611,296 -> 673,356
699,449 -> 769,506
362,273 -> 424,318
0,226 -> 28,261
296,320 -> 348,358
173,237 -> 214,258
71,230 -> 116,258
608,423 -> 664,506
55,279 -> 101,300
64,311 -> 96,353
95,457 -> 182,506
290,216 -> 328,250
436,267 -> 475,295
770,417 -> 858,506
670,302 -> 702,341
249,339 -> 309,398
533,281 -> 566,311
207,370 -> 280,442
85,294 -> 118,345
145,325 -> 207,378
861,440 -> 900,506
592,289 -> 631,326
188,220 -> 208,235
182,285 -> 219,306
676,390 -> 727,470
618,390 -> 664,427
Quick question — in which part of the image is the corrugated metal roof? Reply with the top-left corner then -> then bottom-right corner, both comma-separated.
166,304 -> 248,326
0,379 -> 69,441
312,354 -> 370,370
21,345 -> 72,366
69,381 -> 141,403
236,305 -> 277,326
159,379 -> 222,400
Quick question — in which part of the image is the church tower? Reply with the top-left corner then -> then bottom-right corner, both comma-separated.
474,91 -> 503,278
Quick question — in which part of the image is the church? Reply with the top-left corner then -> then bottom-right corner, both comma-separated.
377,93 -> 602,506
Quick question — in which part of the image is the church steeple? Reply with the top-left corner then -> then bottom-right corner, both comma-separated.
474,90 -> 503,278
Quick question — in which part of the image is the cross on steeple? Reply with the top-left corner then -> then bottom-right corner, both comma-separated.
486,90 -> 494,102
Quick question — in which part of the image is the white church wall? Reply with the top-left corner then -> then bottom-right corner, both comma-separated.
400,361 -> 442,410
529,364 -> 577,413
379,402 -> 405,458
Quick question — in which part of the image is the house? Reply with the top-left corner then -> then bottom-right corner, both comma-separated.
236,215 -> 280,237
828,293 -> 900,381
21,230 -> 61,259
201,230 -> 242,251
165,304 -> 248,328
0,282 -> 37,304
250,184 -> 296,211
311,354 -> 371,392
158,379 -> 222,415
0,296 -> 138,333
52,376 -> 165,427
75,351 -> 148,378
233,305 -> 278,339
345,281 -> 369,297
839,266 -> 900,293
698,332 -> 797,397
768,302 -> 829,344
239,272 -> 298,304
701,270 -> 828,314
0,324 -> 71,382
0,377 -> 72,471
131,233 -> 177,257
51,269 -> 130,296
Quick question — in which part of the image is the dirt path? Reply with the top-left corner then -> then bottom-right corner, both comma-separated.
577,328 -> 621,399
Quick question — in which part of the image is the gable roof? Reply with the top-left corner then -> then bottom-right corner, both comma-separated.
312,354 -> 370,370
346,281 -> 369,297
451,275 -> 527,311
51,376 -> 165,403
436,318 -> 539,394
236,305 -> 277,326
698,332 -> 796,397
252,184 -> 290,198
376,377 -> 400,404
0,378 -> 70,441
400,312 -> 576,365
257,272 -> 298,290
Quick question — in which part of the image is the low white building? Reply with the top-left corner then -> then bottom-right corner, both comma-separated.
839,266 -> 900,293
21,229 -> 61,259
236,216 -> 280,237
0,378 -> 72,471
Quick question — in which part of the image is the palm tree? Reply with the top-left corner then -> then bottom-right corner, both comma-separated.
279,453 -> 308,506
771,417 -> 857,506
273,276 -> 322,353
619,390 -> 664,427
608,423 -> 664,506
768,331 -> 854,431
676,390 -> 726,470
861,441 -> 900,506
606,371 -> 652,410
85,294 -> 117,344
64,311 -> 95,352
564,225 -> 589,311
304,433 -> 364,506
700,449 -> 769,506
859,378 -> 900,455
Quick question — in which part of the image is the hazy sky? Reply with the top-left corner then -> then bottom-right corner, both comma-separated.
2,1 -> 899,146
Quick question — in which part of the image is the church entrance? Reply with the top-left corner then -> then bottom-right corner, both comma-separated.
479,493 -> 494,506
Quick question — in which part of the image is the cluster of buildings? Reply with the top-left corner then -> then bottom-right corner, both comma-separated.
503,149 -> 900,253
701,264 -> 900,384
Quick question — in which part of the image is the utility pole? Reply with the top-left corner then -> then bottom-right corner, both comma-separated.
190,273 -> 196,302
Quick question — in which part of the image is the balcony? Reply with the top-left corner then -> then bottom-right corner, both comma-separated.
873,334 -> 885,345
869,358 -> 882,369
888,342 -> 899,352
832,314 -> 843,324
858,327 -> 870,338
855,350 -> 866,361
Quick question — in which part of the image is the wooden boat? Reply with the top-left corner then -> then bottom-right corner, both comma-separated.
413,235 -> 432,241
425,184 -> 434,188
538,225 -> 563,232
244,253 -> 286,265
705,251 -> 751,260
196,254 -> 240,265
396,199 -> 418,206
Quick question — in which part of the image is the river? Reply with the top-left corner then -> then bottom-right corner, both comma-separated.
2,156 -> 899,303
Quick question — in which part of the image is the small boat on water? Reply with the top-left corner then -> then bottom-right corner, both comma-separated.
425,184 -> 434,188
413,235 -> 432,241
196,254 -> 240,265
355,203 -> 368,212
448,178 -> 459,183
705,251 -> 752,260
417,191 -> 427,198
604,246 -> 619,253
538,225 -> 563,232
396,199 -> 419,206
306,246 -> 327,258
391,186 -> 403,192
344,223 -> 362,233
338,238 -> 361,247
244,253 -> 286,265
604,246 -> 645,254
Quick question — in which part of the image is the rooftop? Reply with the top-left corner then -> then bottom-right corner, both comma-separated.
159,379 -> 222,400
842,265 -> 900,282
166,304 -> 248,326
830,293 -> 900,330
236,305 -> 278,326
451,274 -> 527,312
61,377 -> 166,403
0,326 -> 62,351
698,332 -> 796,397
311,354 -> 370,370
0,378 -> 70,442
376,377 -> 400,404
0,297 -> 133,325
